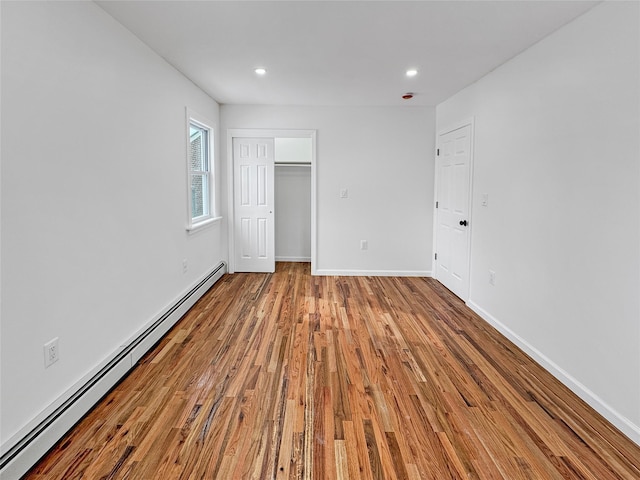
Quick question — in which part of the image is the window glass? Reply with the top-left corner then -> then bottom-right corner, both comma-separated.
187,115 -> 214,228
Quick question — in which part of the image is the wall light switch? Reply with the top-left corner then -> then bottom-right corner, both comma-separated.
340,188 -> 348,199
481,193 -> 489,207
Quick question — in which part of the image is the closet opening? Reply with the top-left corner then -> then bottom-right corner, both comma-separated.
275,138 -> 312,264
227,129 -> 317,274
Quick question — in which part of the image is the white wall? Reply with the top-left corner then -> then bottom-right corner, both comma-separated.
437,2 -> 639,442
221,106 -> 435,275
275,137 -> 313,164
1,1 -> 225,448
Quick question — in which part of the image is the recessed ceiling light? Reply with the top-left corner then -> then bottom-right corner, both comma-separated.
406,69 -> 418,77
254,68 -> 267,75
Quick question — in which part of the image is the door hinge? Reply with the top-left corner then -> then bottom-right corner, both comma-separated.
435,201 -> 439,209
437,148 -> 440,156
434,253 -> 438,260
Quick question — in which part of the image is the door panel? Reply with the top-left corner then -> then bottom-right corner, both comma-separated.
257,218 -> 268,258
257,165 -> 267,206
240,217 -> 251,258
435,124 -> 472,299
240,166 -> 251,206
233,138 -> 275,272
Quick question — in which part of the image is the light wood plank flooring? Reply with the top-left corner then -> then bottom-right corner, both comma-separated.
24,262 -> 640,479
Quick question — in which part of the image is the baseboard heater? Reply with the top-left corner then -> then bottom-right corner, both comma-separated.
0,261 -> 226,479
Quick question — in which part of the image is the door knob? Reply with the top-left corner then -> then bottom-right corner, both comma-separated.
459,220 -> 468,226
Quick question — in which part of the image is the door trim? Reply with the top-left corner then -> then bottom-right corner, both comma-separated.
226,129 -> 317,274
433,117 -> 475,300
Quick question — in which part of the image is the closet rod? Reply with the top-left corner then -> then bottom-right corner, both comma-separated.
274,162 -> 311,167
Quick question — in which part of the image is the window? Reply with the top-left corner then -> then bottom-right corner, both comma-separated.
186,111 -> 218,231
189,122 -> 209,219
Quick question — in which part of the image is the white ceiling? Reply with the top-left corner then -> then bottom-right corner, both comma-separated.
96,0 -> 598,107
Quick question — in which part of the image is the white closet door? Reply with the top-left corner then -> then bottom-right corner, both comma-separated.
233,138 -> 275,273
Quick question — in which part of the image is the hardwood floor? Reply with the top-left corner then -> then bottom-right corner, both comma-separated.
24,263 -> 640,479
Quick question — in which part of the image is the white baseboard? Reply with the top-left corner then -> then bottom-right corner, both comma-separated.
0,262 -> 227,479
314,269 -> 432,277
0,358 -> 133,480
275,256 -> 311,262
467,299 -> 640,446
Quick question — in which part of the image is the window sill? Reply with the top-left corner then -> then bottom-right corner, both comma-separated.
186,216 -> 222,233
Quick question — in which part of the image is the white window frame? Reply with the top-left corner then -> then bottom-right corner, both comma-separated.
186,109 -> 220,232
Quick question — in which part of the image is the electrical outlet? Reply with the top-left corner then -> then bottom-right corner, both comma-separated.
489,270 -> 496,286
44,338 -> 59,368
182,258 -> 188,273
340,188 -> 349,199
360,240 -> 368,250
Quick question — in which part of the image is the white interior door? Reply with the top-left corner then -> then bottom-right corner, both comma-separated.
435,124 -> 472,299
233,137 -> 275,273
